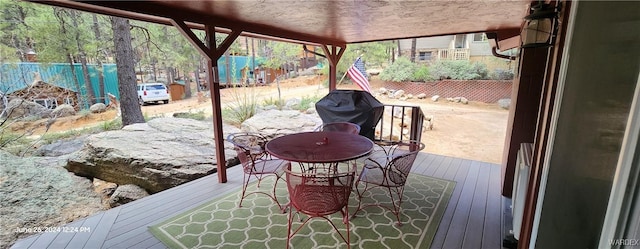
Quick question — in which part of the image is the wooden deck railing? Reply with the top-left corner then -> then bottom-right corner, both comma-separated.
373,104 -> 425,143
437,48 -> 470,61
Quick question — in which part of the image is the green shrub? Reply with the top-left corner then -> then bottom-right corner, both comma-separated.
296,95 -> 322,111
379,57 -> 418,82
0,130 -> 30,150
222,87 -> 259,125
173,110 -> 208,121
77,109 -> 91,117
429,60 -> 490,80
263,97 -> 285,109
101,118 -> 122,131
491,69 -> 515,80
40,129 -> 84,144
143,113 -> 162,121
412,65 -> 434,82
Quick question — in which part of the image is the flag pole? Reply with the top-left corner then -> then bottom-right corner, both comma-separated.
337,55 -> 362,85
336,69 -> 349,85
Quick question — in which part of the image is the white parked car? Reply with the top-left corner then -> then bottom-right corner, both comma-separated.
137,83 -> 170,105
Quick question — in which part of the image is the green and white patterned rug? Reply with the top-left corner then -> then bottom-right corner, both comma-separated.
149,174 -> 455,249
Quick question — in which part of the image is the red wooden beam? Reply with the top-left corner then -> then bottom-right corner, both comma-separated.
320,44 -> 345,91
171,19 -> 231,183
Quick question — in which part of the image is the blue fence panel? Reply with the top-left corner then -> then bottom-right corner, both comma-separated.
1,56 -> 264,106
0,62 -> 119,108
216,56 -> 265,83
102,64 -> 120,104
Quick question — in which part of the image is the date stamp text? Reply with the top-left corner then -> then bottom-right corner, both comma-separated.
15,226 -> 91,234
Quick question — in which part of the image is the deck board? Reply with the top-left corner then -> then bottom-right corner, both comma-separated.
64,211 -> 105,248
462,162 -> 491,248
442,160 -> 482,249
430,158 -> 471,249
11,153 -> 505,249
422,154 -> 446,176
483,163 -> 504,249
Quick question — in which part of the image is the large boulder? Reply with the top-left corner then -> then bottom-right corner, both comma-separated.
4,98 -> 50,119
392,89 -> 405,99
89,103 -> 107,113
108,184 -> 149,208
51,104 -> 76,118
498,98 -> 511,109
34,136 -> 87,157
241,109 -> 322,139
65,117 -> 240,193
0,150 -> 103,247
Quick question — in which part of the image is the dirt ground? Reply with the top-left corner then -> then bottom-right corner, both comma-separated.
15,75 -> 508,164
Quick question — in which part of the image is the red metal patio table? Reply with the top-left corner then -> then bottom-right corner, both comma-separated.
265,131 -> 374,165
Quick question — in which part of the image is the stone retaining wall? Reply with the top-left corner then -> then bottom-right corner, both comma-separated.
382,80 -> 513,103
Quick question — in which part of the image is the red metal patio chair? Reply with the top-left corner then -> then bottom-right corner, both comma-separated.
351,140 -> 425,226
227,132 -> 289,210
284,163 -> 357,249
316,121 -> 361,135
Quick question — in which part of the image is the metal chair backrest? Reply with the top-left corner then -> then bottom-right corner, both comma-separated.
321,122 -> 361,135
284,164 -> 356,216
227,132 -> 269,171
385,140 -> 425,185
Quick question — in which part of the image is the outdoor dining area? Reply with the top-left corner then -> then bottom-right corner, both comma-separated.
149,120 -> 431,248
12,123 -> 500,249
145,90 -> 457,248
11,90 -> 502,249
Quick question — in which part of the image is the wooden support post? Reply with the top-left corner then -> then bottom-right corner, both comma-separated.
171,19 -> 242,183
320,44 -> 346,91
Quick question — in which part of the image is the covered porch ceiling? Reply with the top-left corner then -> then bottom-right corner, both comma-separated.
24,0 -> 534,184
31,0 -> 530,47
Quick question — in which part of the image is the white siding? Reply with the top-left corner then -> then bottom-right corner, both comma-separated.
398,36 -> 454,51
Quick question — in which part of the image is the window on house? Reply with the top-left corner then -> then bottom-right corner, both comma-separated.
64,97 -> 74,105
34,98 -> 58,109
473,33 -> 487,42
418,51 -> 432,61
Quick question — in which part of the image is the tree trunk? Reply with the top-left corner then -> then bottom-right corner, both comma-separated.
66,53 -> 84,108
78,54 -> 95,105
69,11 -> 95,105
224,51 -> 231,87
184,73 -> 192,98
251,38 -> 256,82
410,38 -> 417,63
396,40 -> 402,58
111,16 -> 145,126
195,66 -> 201,92
91,14 -> 106,103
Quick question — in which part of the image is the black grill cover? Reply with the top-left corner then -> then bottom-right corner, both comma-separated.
315,90 -> 384,139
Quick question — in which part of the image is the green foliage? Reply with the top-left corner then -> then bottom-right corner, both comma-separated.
40,129 -> 84,144
295,95 -> 322,111
173,110 -> 208,121
379,57 -> 418,82
429,60 -> 490,80
77,109 -> 91,117
264,41 -> 300,69
100,118 -> 122,131
221,88 -> 259,125
0,130 -> 29,150
412,65 -> 433,82
491,69 -> 515,80
263,97 -> 285,109
143,113 -> 162,122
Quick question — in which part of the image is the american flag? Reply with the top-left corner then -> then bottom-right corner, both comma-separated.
347,57 -> 371,92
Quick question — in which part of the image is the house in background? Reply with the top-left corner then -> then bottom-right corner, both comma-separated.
398,33 -> 517,73
0,63 -> 120,109
9,79 -> 78,110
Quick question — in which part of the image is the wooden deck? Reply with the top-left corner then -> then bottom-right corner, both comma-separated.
11,153 -> 507,249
